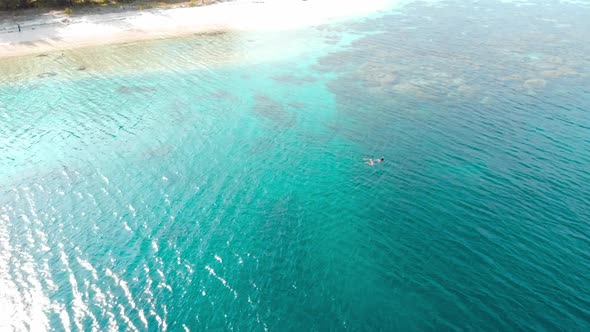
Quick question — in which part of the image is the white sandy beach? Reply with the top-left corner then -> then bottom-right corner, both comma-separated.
0,0 -> 391,59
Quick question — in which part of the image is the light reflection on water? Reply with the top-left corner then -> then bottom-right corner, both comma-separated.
1,0 -> 590,330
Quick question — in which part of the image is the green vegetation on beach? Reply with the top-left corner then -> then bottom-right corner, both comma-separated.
0,0 -> 215,11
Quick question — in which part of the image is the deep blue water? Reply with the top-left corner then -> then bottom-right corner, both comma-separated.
1,0 -> 590,330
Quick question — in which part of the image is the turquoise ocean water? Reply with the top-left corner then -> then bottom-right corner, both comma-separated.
1,0 -> 590,330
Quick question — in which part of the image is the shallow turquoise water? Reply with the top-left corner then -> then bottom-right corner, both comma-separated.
1,0 -> 590,330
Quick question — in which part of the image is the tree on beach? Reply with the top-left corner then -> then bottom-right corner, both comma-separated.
1,0 -> 70,10
1,0 -> 18,10
1,0 -> 214,11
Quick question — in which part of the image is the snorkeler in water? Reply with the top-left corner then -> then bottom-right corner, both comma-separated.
364,158 -> 384,166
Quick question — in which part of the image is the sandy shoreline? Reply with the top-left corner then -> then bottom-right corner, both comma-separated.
0,0 -> 390,59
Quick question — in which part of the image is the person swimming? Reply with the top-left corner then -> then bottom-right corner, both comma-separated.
364,158 -> 384,166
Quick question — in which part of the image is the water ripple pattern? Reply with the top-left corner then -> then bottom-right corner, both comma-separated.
1,0 -> 590,330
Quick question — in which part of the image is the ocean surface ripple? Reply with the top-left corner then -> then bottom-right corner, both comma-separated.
1,0 -> 590,330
